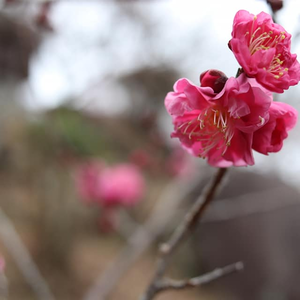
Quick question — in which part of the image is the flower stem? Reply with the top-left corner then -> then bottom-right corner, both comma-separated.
235,68 -> 243,77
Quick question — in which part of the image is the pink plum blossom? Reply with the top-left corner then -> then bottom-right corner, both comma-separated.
75,161 -> 104,204
75,162 -> 145,207
253,101 -> 297,154
75,162 -> 145,233
98,164 -> 145,207
129,149 -> 153,169
229,10 -> 300,93
165,72 -> 273,167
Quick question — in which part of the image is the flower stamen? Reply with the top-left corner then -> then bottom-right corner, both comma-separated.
245,20 -> 288,79
177,108 -> 235,157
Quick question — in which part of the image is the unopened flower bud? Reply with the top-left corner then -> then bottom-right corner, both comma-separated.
267,0 -> 283,13
200,69 -> 228,93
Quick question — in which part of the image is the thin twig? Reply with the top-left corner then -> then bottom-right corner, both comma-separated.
203,186 -> 300,223
161,168 -> 227,256
157,261 -> 243,292
140,167 -> 228,300
0,207 -> 56,300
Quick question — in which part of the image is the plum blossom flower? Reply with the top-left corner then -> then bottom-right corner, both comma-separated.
75,162 -> 145,232
75,161 -> 145,207
253,101 -> 297,154
98,164 -> 145,207
165,72 -> 273,167
75,161 -> 104,204
229,10 -> 300,93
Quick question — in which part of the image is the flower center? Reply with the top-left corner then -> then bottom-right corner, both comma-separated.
177,107 -> 235,157
245,16 -> 288,79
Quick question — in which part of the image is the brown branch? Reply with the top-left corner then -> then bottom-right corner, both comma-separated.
157,261 -> 243,292
140,167 -> 228,300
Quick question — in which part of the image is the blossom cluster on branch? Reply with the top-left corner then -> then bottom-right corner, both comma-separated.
76,161 -> 145,207
75,161 -> 145,231
165,10 -> 299,167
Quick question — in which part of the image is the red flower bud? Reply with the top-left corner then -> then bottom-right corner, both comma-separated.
267,0 -> 283,13
200,69 -> 228,93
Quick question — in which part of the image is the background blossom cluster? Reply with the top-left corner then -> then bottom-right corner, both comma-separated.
75,161 -> 146,231
165,10 -> 299,167
76,161 -> 145,207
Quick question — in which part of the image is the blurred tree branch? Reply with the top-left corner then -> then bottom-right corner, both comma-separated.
151,261 -> 243,292
139,168 -> 242,300
0,207 -> 55,300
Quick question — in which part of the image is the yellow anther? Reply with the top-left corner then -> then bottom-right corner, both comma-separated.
259,116 -> 265,126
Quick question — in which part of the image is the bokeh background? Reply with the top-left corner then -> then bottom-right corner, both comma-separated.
0,0 -> 300,299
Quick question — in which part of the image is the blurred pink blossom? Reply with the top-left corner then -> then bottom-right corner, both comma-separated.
98,164 -> 145,207
129,149 -> 153,169
76,162 -> 145,207
35,1 -> 53,31
229,10 -> 300,93
75,161 -> 104,204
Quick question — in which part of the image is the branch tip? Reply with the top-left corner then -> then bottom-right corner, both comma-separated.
235,261 -> 244,271
159,243 -> 170,255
